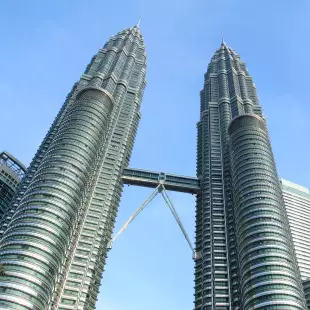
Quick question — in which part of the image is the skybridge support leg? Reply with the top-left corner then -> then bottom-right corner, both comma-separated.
109,184 -> 201,260
160,186 -> 201,260
108,185 -> 161,249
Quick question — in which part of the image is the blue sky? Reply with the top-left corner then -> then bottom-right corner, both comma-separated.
1,1 -> 310,309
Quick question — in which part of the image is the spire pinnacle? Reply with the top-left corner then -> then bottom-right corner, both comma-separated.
221,32 -> 225,45
137,16 -> 142,27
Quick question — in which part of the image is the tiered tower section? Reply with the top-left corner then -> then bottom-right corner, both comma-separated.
0,152 -> 25,217
0,25 -> 146,310
195,41 -> 306,310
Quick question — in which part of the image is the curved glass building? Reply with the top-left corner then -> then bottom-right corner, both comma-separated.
0,151 -> 25,218
195,41 -> 307,310
0,25 -> 146,310
0,25 -> 306,310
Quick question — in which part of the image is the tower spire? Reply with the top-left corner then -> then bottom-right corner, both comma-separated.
137,16 -> 142,27
221,32 -> 225,45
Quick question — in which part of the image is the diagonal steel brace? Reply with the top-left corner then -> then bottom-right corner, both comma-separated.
108,184 -> 201,260
108,185 -> 161,249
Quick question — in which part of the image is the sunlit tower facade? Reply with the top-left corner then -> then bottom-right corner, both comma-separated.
0,25 -> 146,310
0,22 -> 307,310
195,42 -> 307,310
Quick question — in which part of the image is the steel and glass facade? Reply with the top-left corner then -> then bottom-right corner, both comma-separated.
0,26 -> 307,310
0,151 -> 25,217
195,42 -> 307,310
281,179 -> 310,309
0,25 -> 146,310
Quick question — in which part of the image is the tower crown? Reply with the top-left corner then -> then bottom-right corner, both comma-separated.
201,41 -> 260,116
108,25 -> 145,47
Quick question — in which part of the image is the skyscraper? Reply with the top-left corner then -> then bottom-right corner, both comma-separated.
281,179 -> 310,309
0,151 -> 25,216
0,23 -> 307,310
0,25 -> 146,310
195,41 -> 307,309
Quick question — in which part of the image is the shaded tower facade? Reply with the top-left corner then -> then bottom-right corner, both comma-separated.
195,42 -> 307,310
0,151 -> 25,217
0,25 -> 146,310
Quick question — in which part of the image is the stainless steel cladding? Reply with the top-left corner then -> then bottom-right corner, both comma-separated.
0,25 -> 146,310
195,42 -> 307,310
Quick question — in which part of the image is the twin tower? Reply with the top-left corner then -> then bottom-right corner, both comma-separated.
0,25 -> 307,310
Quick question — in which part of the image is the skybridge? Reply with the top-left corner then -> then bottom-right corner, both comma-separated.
122,168 -> 200,194
108,167 -> 202,260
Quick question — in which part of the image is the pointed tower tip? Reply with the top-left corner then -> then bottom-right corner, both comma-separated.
137,16 -> 142,28
221,32 -> 225,45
